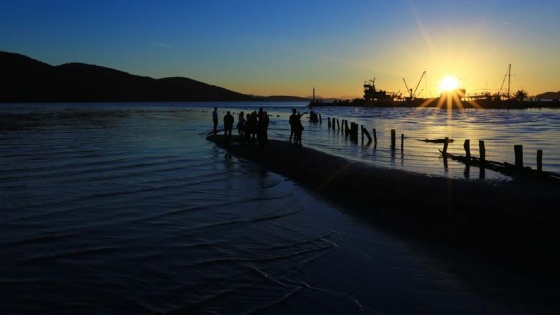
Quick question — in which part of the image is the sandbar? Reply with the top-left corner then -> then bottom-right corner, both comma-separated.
207,135 -> 560,290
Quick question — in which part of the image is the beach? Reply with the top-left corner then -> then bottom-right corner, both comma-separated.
208,134 -> 560,310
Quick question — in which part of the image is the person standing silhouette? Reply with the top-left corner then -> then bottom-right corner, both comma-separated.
237,111 -> 246,144
212,107 -> 219,135
294,111 -> 307,145
223,111 -> 234,144
261,111 -> 269,145
246,111 -> 258,144
289,108 -> 297,144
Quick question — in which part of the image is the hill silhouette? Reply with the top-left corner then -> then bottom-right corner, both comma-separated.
536,91 -> 560,100
0,51 -> 308,103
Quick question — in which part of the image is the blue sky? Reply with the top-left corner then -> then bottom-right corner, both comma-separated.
1,0 -> 559,98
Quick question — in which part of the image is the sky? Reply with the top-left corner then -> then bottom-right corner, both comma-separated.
1,0 -> 559,98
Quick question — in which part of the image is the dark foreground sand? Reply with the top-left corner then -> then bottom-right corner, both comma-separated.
208,135 -> 560,297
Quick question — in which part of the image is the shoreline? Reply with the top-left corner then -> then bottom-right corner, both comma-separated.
309,97 -> 560,109
207,135 -> 560,286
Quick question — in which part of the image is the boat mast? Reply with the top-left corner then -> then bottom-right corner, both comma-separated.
507,63 -> 511,99
499,63 -> 512,99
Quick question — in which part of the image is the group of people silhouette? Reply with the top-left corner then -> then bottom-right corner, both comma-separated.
212,107 -> 307,146
213,107 -> 269,145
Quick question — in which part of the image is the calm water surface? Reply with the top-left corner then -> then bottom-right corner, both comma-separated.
1,102 -> 558,314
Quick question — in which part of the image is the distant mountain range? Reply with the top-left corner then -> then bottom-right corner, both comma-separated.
0,51 -> 308,103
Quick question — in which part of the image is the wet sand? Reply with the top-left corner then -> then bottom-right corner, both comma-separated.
207,135 -> 560,309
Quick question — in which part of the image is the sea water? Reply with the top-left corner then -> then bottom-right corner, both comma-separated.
1,102 -> 558,314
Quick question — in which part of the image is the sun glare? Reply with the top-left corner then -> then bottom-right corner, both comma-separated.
439,76 -> 460,93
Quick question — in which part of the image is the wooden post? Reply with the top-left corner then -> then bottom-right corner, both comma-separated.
391,129 -> 396,150
464,164 -> 470,179
479,140 -> 486,163
514,145 -> 523,169
463,139 -> 471,161
319,114 -> 322,124
351,123 -> 358,142
361,124 -> 364,145
537,150 -> 543,172
328,117 -> 331,128
442,137 -> 449,155
337,118 -> 340,130
401,134 -> 404,151
362,126 -> 372,144
372,128 -> 377,144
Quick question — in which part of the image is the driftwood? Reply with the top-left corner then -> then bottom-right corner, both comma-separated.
420,138 -> 454,143
440,150 -> 560,183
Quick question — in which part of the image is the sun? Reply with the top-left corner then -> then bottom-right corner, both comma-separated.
439,76 -> 460,93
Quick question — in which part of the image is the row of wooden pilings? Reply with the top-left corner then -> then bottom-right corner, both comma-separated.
327,117 -> 401,150
327,117 -> 545,172
441,138 -> 544,172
